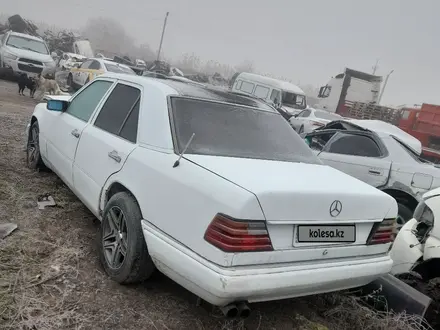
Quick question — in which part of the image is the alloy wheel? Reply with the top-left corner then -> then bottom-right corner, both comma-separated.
28,125 -> 39,165
102,206 -> 128,270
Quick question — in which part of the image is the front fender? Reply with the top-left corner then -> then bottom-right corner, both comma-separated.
423,236 -> 440,261
389,218 -> 422,275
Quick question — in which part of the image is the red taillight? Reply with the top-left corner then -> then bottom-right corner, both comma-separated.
367,218 -> 396,245
204,214 -> 273,252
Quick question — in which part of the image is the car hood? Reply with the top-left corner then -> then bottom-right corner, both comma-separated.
185,155 -> 397,222
4,46 -> 53,63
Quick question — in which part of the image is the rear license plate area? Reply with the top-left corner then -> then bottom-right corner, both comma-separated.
296,225 -> 356,243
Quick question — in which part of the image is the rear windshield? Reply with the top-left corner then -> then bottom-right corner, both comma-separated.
170,97 -> 321,163
104,63 -> 136,75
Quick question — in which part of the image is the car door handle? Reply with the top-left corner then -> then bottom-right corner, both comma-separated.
368,169 -> 381,175
71,129 -> 80,138
108,150 -> 121,163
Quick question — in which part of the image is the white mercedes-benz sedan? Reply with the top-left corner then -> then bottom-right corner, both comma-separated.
24,73 -> 397,318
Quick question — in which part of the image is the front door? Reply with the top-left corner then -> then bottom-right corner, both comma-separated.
45,79 -> 115,188
73,81 -> 141,214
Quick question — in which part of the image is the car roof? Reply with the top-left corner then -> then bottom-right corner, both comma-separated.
235,72 -> 305,95
97,58 -> 132,68
99,73 -> 277,112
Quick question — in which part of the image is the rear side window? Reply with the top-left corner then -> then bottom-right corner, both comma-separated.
66,80 -> 113,122
170,97 -> 321,164
94,83 -> 140,141
239,81 -> 255,94
326,133 -> 382,157
119,100 -> 140,143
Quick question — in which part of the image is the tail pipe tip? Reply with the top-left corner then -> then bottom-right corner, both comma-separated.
219,304 -> 239,318
237,301 -> 251,318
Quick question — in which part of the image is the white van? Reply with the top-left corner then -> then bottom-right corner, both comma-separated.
230,72 -> 307,114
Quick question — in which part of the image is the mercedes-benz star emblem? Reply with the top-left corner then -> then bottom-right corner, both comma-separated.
329,200 -> 342,217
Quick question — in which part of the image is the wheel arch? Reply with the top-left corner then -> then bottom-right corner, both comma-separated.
382,188 -> 419,211
100,180 -> 142,219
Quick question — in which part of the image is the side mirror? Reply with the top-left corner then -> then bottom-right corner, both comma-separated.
47,99 -> 68,112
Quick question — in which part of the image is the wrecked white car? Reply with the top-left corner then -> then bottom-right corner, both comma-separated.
57,52 -> 87,71
390,187 -> 440,280
302,119 -> 440,229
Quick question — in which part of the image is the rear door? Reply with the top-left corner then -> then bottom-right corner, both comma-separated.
318,132 -> 391,187
72,81 -> 141,214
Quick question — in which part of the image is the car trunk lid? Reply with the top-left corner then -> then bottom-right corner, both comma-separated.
186,154 -> 396,266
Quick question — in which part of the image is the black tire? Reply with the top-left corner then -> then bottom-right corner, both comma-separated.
99,192 -> 155,284
26,121 -> 46,170
396,203 -> 413,230
298,125 -> 304,134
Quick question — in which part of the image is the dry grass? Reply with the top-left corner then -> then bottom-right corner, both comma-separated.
320,292 -> 433,330
0,79 -> 435,330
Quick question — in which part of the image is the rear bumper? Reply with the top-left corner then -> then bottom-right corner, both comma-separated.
142,220 -> 393,306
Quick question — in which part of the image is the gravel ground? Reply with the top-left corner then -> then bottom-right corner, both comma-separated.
0,78 -> 433,330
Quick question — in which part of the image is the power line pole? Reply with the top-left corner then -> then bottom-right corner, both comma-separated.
372,58 -> 379,75
156,12 -> 169,61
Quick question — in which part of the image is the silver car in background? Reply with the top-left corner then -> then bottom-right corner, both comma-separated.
289,108 -> 342,134
302,119 -> 440,229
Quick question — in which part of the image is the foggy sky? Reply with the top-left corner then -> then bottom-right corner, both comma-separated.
2,0 -> 439,106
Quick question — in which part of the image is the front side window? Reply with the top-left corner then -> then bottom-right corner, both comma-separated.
170,97 -> 320,164
66,80 -> 113,122
270,89 -> 281,104
6,35 -> 49,54
282,91 -> 306,109
88,60 -> 101,70
401,110 -> 410,120
326,133 -> 382,157
254,85 -> 270,99
80,60 -> 93,69
94,83 -> 141,140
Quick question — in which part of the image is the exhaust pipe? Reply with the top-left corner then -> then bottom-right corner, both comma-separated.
237,301 -> 251,318
219,304 -> 239,318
